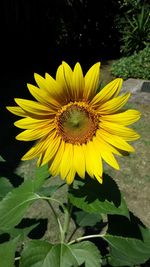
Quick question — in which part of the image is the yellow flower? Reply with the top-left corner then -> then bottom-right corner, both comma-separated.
7,62 -> 141,184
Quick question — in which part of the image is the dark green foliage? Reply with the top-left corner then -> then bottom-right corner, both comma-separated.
115,0 -> 150,55
111,46 -> 150,80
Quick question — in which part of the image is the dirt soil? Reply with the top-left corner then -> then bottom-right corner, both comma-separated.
100,61 -> 150,227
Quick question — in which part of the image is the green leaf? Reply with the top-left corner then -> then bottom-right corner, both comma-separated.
0,237 -> 19,267
34,164 -> 50,191
0,165 -> 49,231
20,240 -> 101,267
42,243 -> 78,267
0,222 -> 38,238
73,210 -> 101,227
20,241 -> 77,267
38,185 -> 61,197
69,174 -> 129,217
104,214 -> 150,266
0,178 -> 13,200
71,241 -> 102,267
8,223 -> 39,240
0,180 -> 39,231
106,233 -> 150,266
20,240 -> 53,267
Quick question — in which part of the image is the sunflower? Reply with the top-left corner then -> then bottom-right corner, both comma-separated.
7,62 -> 140,184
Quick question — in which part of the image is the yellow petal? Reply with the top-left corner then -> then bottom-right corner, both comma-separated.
94,174 -> 103,184
56,64 -> 70,100
100,109 -> 141,126
66,167 -> 76,185
33,133 -> 58,165
72,63 -> 84,100
85,141 -> 103,182
22,147 -> 39,161
96,131 -> 122,156
73,144 -> 85,178
100,121 -> 140,141
27,83 -> 60,110
99,129 -> 135,152
61,61 -> 73,99
84,62 -> 100,100
34,73 -> 49,91
83,143 -> 94,178
45,73 -> 65,104
101,149 -> 120,170
6,106 -> 27,117
14,117 -> 51,129
49,140 -> 65,176
16,125 -> 53,141
90,78 -> 123,108
42,134 -> 61,166
14,98 -> 52,118
97,93 -> 131,114
37,153 -> 43,167
65,143 -> 76,184
60,143 -> 73,180
22,137 -> 48,160
93,135 -> 119,170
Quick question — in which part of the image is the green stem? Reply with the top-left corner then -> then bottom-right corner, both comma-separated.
46,200 -> 58,222
68,233 -> 105,245
67,225 -> 78,242
68,212 -> 108,243
38,195 -> 66,211
39,195 -> 67,242
61,199 -> 73,243
46,200 -> 63,241
61,208 -> 69,243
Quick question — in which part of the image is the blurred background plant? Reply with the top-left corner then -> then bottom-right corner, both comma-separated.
111,45 -> 150,80
115,0 -> 150,56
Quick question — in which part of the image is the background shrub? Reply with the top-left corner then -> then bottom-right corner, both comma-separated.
111,45 -> 150,80
115,0 -> 150,56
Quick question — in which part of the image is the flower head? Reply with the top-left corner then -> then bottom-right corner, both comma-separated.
7,62 -> 140,184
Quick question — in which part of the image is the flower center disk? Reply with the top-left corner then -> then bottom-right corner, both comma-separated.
56,103 -> 99,144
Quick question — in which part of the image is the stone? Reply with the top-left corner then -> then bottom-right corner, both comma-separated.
141,82 -> 150,93
122,78 -> 150,104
